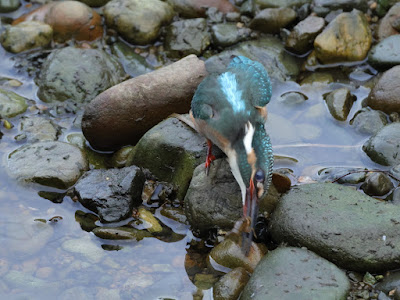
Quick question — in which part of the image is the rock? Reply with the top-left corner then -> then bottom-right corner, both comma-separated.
366,65 -> 400,114
104,0 -> 174,45
166,0 -> 237,18
300,72 -> 334,84
314,10 -> 372,63
368,35 -> 400,69
317,167 -> 367,184
363,123 -> 400,166
73,166 -> 145,222
110,146 -> 135,168
205,37 -> 299,81
312,0 -> 368,15
78,0 -> 110,7
92,226 -> 152,240
7,141 -> 88,188
279,91 -> 308,105
213,267 -> 249,300
160,206 -> 187,224
110,42 -> 154,78
255,0 -> 311,8
0,88 -> 28,118
361,172 -> 394,197
82,55 -> 207,151
62,237 -> 104,263
249,7 -> 297,34
269,183 -> 400,272
241,247 -> 350,300
377,3 -> 400,41
0,21 -> 52,53
165,18 -> 211,58
285,16 -> 325,54
209,233 -> 267,273
18,115 -> 60,143
126,117 -> 211,200
389,187 -> 400,205
138,207 -> 163,233
13,1 -> 103,42
350,108 -> 388,135
36,46 -> 125,104
375,271 -> 400,298
324,88 -> 355,121
0,0 -> 20,12
211,23 -> 250,48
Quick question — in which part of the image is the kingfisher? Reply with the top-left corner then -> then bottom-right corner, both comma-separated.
190,56 -> 273,255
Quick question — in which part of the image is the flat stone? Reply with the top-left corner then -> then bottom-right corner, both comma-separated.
367,65 -> 400,114
36,46 -> 125,103
73,166 -> 145,222
0,87 -> 28,118
368,35 -> 400,69
104,0 -> 174,45
0,21 -> 52,53
242,247 -> 350,300
82,55 -> 207,151
7,141 -> 88,188
250,7 -> 297,34
324,88 -> 355,121
269,183 -> 400,272
314,10 -> 372,63
19,115 -> 60,143
211,23 -> 251,48
363,123 -> 400,166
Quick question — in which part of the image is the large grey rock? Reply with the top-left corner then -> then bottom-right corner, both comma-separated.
366,65 -> 400,114
127,117 -> 216,200
104,0 -> 174,45
19,115 -> 60,143
0,88 -> 28,118
368,35 -> 400,69
350,108 -> 388,135
269,183 -> 400,272
312,0 -> 368,15
82,55 -> 207,151
7,141 -> 88,188
205,37 -> 299,81
211,23 -> 251,48
363,123 -> 400,166
0,21 -> 52,53
165,18 -> 210,58
242,247 -> 350,300
249,7 -> 297,34
36,47 -> 125,103
73,166 -> 145,222
314,10 -> 372,63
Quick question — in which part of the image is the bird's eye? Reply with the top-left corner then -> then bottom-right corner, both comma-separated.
255,169 -> 265,182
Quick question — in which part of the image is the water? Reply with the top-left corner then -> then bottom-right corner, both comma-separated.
0,23 -> 384,300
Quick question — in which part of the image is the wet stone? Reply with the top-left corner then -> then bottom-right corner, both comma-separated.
73,166 -> 145,223
300,72 -> 334,84
7,141 -> 88,189
37,47 -> 125,104
389,187 -> 400,205
165,18 -> 211,58
363,123 -> 400,166
104,0 -> 174,45
213,267 -> 249,300
375,271 -> 400,298
314,10 -> 372,63
312,0 -> 368,15
242,247 -> 350,300
19,115 -> 60,143
285,15 -> 325,54
350,108 -> 388,135
377,3 -> 400,41
255,0 -> 311,8
269,183 -> 400,272
249,7 -> 297,34
0,0 -> 20,12
366,65 -> 400,114
0,21 -> 52,53
92,226 -> 152,240
361,172 -> 394,197
110,146 -> 135,168
368,35 -> 400,69
166,0 -> 237,18
324,87 -> 355,121
279,91 -> 308,105
211,23 -> 251,48
0,88 -> 28,118
317,167 -> 367,184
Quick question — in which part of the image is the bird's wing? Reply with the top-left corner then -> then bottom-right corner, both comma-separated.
227,56 -> 272,108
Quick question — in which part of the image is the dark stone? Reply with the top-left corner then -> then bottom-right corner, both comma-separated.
73,166 -> 145,223
324,88 -> 355,121
213,267 -> 249,300
249,7 -> 297,34
361,172 -> 394,196
211,23 -> 251,48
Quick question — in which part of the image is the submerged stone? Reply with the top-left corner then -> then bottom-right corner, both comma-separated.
269,183 -> 400,272
242,247 -> 350,300
324,88 -> 355,121
0,88 -> 28,118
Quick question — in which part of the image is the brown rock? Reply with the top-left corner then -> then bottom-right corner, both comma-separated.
249,7 -> 297,34
377,3 -> 400,41
82,55 -> 208,151
367,65 -> 400,114
314,10 -> 372,63
167,0 -> 237,18
13,1 -> 103,42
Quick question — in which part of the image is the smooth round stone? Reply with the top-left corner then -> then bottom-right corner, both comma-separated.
249,7 -> 297,34
166,0 -> 237,18
324,88 -> 355,121
213,267 -> 249,300
361,172 -> 394,196
0,0 -> 20,12
368,35 -> 400,69
0,88 -> 28,117
0,21 -> 52,53
377,3 -> 400,41
211,23 -> 251,48
350,108 -> 388,135
7,141 -> 88,188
